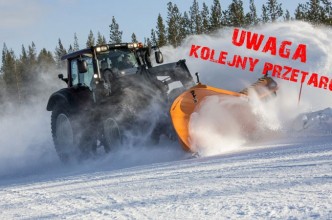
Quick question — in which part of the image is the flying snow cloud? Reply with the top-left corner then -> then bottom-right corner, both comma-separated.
162,21 -> 332,111
162,21 -> 332,156
0,68 -> 63,179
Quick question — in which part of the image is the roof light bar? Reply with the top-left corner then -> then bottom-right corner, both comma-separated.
127,42 -> 143,49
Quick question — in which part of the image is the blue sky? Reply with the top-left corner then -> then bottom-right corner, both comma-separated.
0,0 -> 305,57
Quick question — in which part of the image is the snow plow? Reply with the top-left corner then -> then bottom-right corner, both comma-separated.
169,74 -> 278,152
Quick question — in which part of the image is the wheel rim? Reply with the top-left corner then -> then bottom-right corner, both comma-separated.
104,118 -> 121,150
56,113 -> 75,155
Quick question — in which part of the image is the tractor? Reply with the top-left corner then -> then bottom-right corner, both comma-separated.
47,43 -> 195,162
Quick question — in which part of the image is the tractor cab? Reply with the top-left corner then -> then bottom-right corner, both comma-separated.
58,43 -> 164,91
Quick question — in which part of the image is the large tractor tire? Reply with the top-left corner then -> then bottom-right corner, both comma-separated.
51,104 -> 95,163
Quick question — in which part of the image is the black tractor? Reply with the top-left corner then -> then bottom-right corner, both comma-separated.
47,43 -> 195,162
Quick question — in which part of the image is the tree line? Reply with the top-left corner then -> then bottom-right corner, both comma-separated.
0,0 -> 331,107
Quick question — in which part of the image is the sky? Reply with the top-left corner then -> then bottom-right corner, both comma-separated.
0,0 -> 305,58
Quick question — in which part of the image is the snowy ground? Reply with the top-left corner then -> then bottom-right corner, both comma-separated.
0,133 -> 331,219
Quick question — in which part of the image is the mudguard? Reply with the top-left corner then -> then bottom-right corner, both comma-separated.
47,89 -> 71,111
46,87 -> 91,112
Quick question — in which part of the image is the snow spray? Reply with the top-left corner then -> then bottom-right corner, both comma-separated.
162,21 -> 332,156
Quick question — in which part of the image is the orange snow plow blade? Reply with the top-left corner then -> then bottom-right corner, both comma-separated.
170,75 -> 278,152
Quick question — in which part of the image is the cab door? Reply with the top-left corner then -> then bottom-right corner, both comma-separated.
68,57 -> 95,109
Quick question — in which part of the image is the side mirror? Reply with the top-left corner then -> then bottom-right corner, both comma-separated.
155,51 -> 164,64
58,74 -> 68,84
77,59 -> 88,73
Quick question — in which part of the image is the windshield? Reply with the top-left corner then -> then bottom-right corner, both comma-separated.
97,48 -> 138,74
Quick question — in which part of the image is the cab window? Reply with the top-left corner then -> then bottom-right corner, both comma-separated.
70,57 -> 94,89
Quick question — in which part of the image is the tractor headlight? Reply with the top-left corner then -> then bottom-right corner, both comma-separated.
95,45 -> 108,52
128,43 -> 142,48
